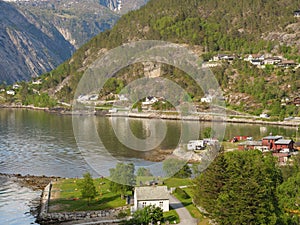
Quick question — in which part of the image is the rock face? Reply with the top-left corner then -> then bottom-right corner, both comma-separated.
99,0 -> 148,14
0,1 -> 75,84
0,0 -> 149,84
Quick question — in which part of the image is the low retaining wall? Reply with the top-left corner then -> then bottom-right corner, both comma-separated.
38,209 -> 127,224
37,183 -> 128,224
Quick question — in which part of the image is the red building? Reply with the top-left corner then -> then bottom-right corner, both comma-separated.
262,136 -> 283,151
274,139 -> 294,152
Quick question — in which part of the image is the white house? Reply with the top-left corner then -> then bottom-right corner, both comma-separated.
89,94 -> 98,101
260,113 -> 270,118
201,95 -> 213,103
294,10 -> 300,17
134,186 -> 169,212
6,90 -> 15,95
118,94 -> 128,101
142,96 -> 158,106
32,79 -> 42,85
187,140 -> 205,150
12,84 -> 20,89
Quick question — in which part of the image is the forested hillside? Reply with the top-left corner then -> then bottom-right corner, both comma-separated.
5,0 -> 300,117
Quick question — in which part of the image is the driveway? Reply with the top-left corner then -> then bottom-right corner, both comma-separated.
169,195 -> 198,225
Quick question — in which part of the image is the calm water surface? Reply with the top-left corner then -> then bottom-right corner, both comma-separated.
0,108 -> 297,224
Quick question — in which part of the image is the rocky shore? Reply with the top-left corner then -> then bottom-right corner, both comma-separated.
0,173 -> 61,191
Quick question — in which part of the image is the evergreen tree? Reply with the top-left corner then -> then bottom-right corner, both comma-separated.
193,151 -> 228,215
193,151 -> 284,224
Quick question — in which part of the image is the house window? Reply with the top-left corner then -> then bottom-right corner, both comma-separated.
142,202 -> 147,208
159,201 -> 163,208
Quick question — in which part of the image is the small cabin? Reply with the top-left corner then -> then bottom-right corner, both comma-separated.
294,10 -> 300,17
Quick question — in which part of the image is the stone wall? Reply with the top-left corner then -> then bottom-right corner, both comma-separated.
38,209 -> 127,224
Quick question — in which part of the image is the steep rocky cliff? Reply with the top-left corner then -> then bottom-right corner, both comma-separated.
0,0 -> 148,83
0,1 -> 75,84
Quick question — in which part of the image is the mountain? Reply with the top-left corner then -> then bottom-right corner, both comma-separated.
13,0 -> 119,49
0,0 -> 148,84
0,1 -> 74,84
5,0 -> 300,118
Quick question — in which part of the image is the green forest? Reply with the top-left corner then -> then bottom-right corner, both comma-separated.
194,150 -> 300,224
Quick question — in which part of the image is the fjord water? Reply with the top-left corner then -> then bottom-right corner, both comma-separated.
0,176 -> 40,225
0,108 -> 297,224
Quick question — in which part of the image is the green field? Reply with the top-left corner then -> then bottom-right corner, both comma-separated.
49,177 -> 129,212
49,176 -> 204,224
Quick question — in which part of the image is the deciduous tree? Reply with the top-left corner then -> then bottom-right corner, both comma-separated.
78,172 -> 98,205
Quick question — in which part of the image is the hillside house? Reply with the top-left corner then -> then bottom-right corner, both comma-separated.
32,79 -> 42,85
278,60 -> 296,68
6,90 -> 15,95
262,136 -> 283,151
260,113 -> 270,118
200,95 -> 213,103
294,10 -> 300,17
213,54 -> 235,61
13,84 -> 20,89
134,186 -> 169,212
244,54 -> 264,61
263,57 -> 282,65
274,139 -> 294,152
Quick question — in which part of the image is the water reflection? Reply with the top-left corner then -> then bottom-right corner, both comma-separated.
0,108 -> 297,178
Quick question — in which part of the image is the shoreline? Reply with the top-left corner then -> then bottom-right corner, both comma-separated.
1,104 -> 299,128
0,173 -> 62,191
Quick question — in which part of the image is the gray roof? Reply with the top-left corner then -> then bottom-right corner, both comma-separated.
238,141 -> 262,146
262,136 -> 283,140
275,139 -> 293,145
135,186 -> 169,201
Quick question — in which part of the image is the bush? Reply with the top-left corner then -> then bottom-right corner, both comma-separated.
117,210 -> 128,219
175,188 -> 190,199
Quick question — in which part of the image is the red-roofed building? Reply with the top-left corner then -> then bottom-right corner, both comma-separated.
274,139 -> 294,152
262,136 -> 283,150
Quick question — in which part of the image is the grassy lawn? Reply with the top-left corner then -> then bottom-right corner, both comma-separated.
49,177 -> 129,212
163,177 -> 193,188
221,141 -> 239,151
